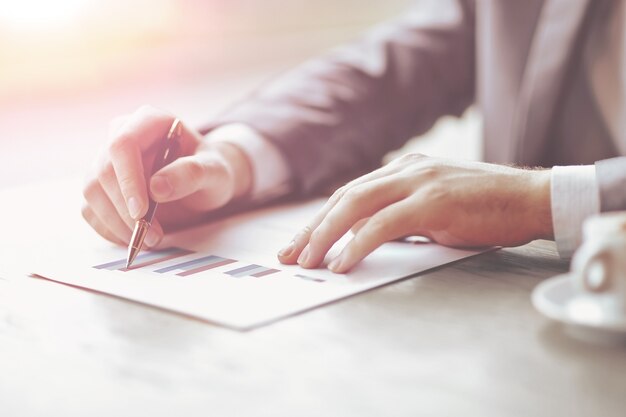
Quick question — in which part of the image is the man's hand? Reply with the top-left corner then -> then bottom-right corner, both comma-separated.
278,154 -> 553,273
82,105 -> 253,247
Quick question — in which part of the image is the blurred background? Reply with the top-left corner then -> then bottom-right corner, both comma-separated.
0,0 -> 479,189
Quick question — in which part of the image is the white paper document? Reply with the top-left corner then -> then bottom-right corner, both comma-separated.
34,199 -> 486,330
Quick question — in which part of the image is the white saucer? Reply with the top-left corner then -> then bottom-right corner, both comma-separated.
532,274 -> 626,336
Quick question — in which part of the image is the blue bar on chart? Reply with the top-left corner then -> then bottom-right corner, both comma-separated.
93,248 -> 193,271
295,274 -> 326,283
224,264 -> 280,278
154,255 -> 236,277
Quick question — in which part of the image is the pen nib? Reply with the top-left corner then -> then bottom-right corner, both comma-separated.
126,247 -> 139,269
126,219 -> 150,269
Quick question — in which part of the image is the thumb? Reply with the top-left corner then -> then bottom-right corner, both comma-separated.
149,153 -> 234,210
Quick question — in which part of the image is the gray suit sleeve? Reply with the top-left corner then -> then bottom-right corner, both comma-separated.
595,156 -> 626,211
203,0 -> 476,195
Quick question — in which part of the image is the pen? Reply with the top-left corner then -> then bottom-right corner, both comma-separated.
126,119 -> 182,268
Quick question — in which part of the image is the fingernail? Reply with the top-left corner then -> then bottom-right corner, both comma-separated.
278,240 -> 295,257
145,229 -> 160,247
151,175 -> 172,199
328,256 -> 343,273
297,245 -> 310,267
128,197 -> 141,219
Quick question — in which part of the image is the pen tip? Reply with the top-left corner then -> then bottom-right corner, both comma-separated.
126,246 -> 139,270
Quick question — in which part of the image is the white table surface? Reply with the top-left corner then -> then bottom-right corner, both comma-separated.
0,179 -> 625,417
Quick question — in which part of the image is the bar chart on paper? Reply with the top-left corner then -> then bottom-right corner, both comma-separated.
34,199 -> 488,329
93,247 -> 323,282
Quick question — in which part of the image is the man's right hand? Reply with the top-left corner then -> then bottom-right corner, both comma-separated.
82,105 -> 253,248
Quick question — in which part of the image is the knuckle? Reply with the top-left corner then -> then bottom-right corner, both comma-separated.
309,228 -> 324,244
108,132 -> 133,154
342,185 -> 368,204
108,115 -> 127,133
82,178 -> 100,200
81,204 -> 91,222
329,186 -> 347,204
291,226 -> 312,245
117,175 -> 136,194
186,159 -> 208,182
364,218 -> 386,237
136,105 -> 172,122
397,152 -> 426,164
401,159 -> 445,179
136,104 -> 157,115
97,163 -> 115,183
415,163 -> 442,179
207,158 -> 229,179
420,183 -> 448,201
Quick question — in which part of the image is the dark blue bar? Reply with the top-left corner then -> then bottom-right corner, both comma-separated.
94,248 -> 182,270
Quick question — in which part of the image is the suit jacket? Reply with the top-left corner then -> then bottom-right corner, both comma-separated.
207,0 -> 626,212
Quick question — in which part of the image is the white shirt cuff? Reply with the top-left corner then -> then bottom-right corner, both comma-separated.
205,123 -> 291,202
551,165 -> 600,258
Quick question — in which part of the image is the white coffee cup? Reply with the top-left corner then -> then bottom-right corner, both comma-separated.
571,212 -> 626,320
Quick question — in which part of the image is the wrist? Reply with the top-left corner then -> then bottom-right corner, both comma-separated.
527,169 -> 554,240
212,141 -> 253,200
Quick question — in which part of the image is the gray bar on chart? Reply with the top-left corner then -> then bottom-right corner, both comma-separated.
154,255 -> 223,274
225,264 -> 265,278
176,259 -> 236,277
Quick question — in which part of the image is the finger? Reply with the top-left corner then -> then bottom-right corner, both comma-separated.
297,176 -> 409,269
108,115 -> 129,137
83,178 -> 133,243
81,204 -> 126,246
144,218 -> 164,249
328,197 -> 419,274
277,163 -> 406,265
95,163 -> 164,248
149,153 -> 232,210
108,107 -> 185,220
351,218 -> 369,234
109,139 -> 147,220
118,106 -> 185,152
97,162 -> 137,231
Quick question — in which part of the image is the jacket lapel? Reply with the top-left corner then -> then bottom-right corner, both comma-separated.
512,0 -> 594,164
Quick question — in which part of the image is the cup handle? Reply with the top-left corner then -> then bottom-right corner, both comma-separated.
578,247 -> 613,293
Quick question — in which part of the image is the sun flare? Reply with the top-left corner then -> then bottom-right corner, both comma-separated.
0,0 -> 93,31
